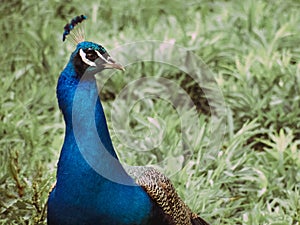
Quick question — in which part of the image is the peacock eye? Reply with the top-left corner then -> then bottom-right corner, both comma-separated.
85,50 -> 98,61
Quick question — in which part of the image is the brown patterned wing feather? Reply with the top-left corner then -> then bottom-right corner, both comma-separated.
127,167 -> 209,225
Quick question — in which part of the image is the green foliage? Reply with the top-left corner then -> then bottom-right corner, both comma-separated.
0,0 -> 299,224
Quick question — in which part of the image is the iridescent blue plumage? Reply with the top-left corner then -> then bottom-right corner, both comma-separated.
47,41 -> 158,225
47,16 -> 209,225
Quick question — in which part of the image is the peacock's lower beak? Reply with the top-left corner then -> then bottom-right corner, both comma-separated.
103,57 -> 125,71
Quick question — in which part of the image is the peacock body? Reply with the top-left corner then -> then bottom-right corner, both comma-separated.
47,15 -> 209,225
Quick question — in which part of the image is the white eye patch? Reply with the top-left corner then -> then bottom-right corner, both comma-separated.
95,50 -> 109,63
79,49 -> 97,67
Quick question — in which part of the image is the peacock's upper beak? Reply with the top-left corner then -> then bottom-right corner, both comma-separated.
103,57 -> 125,71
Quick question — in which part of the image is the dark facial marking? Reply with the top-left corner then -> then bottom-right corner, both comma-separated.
83,48 -> 99,62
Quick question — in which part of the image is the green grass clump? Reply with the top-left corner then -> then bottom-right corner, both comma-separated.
0,0 -> 299,224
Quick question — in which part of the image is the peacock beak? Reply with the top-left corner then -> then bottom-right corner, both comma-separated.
103,57 -> 125,71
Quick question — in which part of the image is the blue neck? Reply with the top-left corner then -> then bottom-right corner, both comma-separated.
56,61 -> 137,186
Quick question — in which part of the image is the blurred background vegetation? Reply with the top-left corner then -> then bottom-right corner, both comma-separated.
0,0 -> 300,224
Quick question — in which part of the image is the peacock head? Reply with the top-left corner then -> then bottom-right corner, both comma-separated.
63,15 -> 124,78
71,41 -> 125,78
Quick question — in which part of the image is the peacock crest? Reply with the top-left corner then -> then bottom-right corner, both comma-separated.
62,15 -> 87,44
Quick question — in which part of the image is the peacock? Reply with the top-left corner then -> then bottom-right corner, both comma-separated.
47,15 -> 209,225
